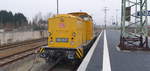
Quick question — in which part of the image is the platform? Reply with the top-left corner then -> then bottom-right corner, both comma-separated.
77,30 -> 150,71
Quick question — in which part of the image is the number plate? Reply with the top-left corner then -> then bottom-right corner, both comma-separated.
56,38 -> 68,42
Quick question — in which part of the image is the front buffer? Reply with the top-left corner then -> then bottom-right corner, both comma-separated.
39,46 -> 84,62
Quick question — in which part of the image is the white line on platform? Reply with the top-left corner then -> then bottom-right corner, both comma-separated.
77,31 -> 103,71
102,30 -> 111,71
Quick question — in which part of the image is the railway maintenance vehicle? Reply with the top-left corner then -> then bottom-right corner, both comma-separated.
39,12 -> 95,62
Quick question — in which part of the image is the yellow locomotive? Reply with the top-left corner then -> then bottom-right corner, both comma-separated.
40,12 -> 94,61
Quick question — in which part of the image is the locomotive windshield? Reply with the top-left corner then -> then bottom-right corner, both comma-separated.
79,15 -> 91,21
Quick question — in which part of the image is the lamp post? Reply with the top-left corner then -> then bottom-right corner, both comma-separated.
57,0 -> 59,14
116,9 -> 119,26
103,7 -> 109,29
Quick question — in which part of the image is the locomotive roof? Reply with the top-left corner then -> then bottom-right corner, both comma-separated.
68,12 -> 92,18
68,12 -> 88,15
54,14 -> 76,18
49,14 -> 83,20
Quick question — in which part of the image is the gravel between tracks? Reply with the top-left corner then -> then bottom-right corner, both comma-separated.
1,54 -> 50,71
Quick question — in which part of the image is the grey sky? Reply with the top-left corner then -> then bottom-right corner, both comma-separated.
0,0 -> 150,25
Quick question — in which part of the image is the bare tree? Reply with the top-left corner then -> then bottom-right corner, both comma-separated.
32,12 -> 53,30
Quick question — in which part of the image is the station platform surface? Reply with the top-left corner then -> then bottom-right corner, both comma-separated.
78,30 -> 150,71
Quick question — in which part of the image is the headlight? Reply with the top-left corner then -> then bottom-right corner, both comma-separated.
50,41 -> 53,43
49,37 -> 53,43
70,41 -> 74,45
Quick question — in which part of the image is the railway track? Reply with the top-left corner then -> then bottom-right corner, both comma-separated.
47,56 -> 63,71
0,38 -> 47,50
47,58 -> 78,71
0,38 -> 47,67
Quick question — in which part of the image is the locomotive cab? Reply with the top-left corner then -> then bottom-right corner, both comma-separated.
48,14 -> 85,48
